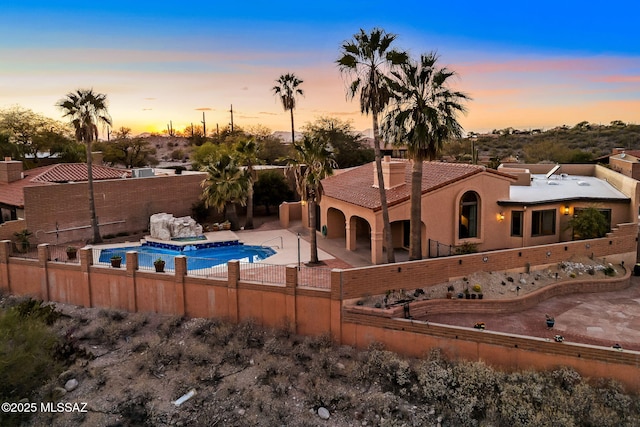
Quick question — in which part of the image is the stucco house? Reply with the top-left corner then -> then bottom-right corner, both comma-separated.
319,157 -> 639,264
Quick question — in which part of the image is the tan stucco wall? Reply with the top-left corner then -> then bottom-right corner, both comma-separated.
320,170 -> 514,263
321,164 -> 639,264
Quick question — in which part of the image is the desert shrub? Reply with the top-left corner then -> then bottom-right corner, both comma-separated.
454,241 -> 478,254
358,347 -> 414,395
8,298 -> 60,325
117,392 -> 152,426
416,349 -> 455,404
303,333 -> 333,351
171,148 -> 185,160
98,308 -> 127,321
309,349 -> 341,379
148,340 -> 183,373
551,366 -> 582,392
235,319 -> 265,349
0,303 -> 61,401
158,315 -> 185,338
604,265 -> 616,276
303,376 -> 352,411
192,318 -> 234,346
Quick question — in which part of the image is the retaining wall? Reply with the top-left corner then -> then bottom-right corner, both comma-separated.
1,236 -> 639,392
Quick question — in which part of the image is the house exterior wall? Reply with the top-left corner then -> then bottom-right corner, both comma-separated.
23,172 -> 205,244
609,155 -> 640,181
320,170 -> 514,263
321,164 -> 639,264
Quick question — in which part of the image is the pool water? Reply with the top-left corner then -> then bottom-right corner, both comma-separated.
99,243 -> 276,270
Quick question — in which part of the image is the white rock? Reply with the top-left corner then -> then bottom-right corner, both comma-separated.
318,407 -> 330,420
150,213 -> 203,240
64,378 -> 78,392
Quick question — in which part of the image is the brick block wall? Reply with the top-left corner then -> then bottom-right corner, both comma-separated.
338,223 -> 637,299
24,173 -> 205,244
341,313 -> 640,393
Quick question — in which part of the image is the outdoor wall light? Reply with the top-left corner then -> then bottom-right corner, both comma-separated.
563,205 -> 570,215
498,212 -> 505,222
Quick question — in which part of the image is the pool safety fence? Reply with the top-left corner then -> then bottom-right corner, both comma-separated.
239,262 -> 286,285
186,257 -> 228,278
297,266 -> 332,289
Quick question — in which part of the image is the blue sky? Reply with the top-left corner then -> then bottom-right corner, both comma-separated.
1,1 -> 639,135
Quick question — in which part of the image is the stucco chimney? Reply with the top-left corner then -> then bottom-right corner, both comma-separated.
0,158 -> 23,183
91,151 -> 104,166
612,147 -> 626,155
373,156 -> 406,189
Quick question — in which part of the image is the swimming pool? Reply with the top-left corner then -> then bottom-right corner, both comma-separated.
99,242 -> 276,270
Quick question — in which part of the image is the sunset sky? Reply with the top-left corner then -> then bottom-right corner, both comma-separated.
1,1 -> 639,137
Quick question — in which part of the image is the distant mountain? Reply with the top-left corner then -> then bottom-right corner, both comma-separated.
272,128 -> 374,143
271,131 -> 303,143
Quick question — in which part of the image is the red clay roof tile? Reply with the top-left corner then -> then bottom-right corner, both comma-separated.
322,161 -> 503,211
0,163 -> 130,208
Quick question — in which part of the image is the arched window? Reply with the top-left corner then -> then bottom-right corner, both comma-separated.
459,191 -> 479,238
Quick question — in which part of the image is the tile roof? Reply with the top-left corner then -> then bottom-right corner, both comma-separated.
30,163 -> 130,183
0,163 -> 130,208
321,161 -> 502,211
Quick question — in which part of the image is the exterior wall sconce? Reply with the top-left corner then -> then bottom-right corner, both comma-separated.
563,205 -> 570,215
498,212 -> 505,222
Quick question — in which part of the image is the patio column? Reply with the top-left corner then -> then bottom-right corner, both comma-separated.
346,222 -> 356,251
371,231 -> 384,264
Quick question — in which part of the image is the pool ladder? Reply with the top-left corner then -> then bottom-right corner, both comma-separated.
260,236 -> 283,249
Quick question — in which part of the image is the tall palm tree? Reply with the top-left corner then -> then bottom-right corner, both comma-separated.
272,73 -> 304,144
57,89 -> 112,243
337,28 -> 407,263
201,154 -> 248,231
384,52 -> 469,260
286,135 -> 336,264
234,139 -> 262,229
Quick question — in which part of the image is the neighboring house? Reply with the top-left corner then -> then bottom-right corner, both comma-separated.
606,149 -> 640,182
0,158 -> 206,244
319,157 -> 639,264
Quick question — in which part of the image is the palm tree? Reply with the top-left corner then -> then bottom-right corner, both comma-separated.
337,28 -> 407,263
201,154 -> 248,231
234,139 -> 262,229
286,135 -> 336,264
272,73 -> 304,144
384,52 -> 469,260
57,89 -> 112,243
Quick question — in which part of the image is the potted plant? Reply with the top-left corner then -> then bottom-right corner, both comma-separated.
13,229 -> 32,253
473,284 -> 483,300
446,285 -> 455,299
154,257 -> 166,273
546,314 -> 555,328
110,255 -> 122,268
66,246 -> 78,260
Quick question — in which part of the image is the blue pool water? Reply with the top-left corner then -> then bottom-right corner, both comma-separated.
99,242 -> 276,270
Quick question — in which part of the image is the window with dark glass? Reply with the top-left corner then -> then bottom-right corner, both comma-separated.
459,192 -> 479,238
511,210 -> 523,237
531,209 -> 556,236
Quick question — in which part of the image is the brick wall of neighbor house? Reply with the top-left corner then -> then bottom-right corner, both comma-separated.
23,173 -> 205,244
1,239 -> 639,392
0,219 -> 27,243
